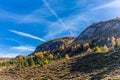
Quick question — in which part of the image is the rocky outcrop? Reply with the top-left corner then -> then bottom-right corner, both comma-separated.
74,17 -> 120,46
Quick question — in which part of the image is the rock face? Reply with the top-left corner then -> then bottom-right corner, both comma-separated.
74,18 -> 120,46
33,37 -> 75,54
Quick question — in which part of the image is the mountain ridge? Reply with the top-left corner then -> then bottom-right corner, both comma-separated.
31,18 -> 120,56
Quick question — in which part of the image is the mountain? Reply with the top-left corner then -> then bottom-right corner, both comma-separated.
32,37 -> 75,55
31,17 -> 120,56
74,17 -> 120,47
1,17 -> 120,80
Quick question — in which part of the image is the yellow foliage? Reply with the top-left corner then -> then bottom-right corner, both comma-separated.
45,59 -> 49,64
29,55 -> 34,58
77,44 -> 80,47
65,54 -> 70,60
96,46 -> 102,53
103,45 -> 109,52
111,36 -> 115,42
111,36 -> 116,47
43,51 -> 47,54
60,45 -> 65,50
34,52 -> 44,58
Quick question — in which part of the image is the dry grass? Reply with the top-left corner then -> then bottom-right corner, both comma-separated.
0,50 -> 120,80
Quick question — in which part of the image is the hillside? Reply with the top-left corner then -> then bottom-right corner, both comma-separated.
0,49 -> 120,80
1,18 -> 120,80
74,18 -> 120,47
30,18 -> 120,57
32,37 -> 75,55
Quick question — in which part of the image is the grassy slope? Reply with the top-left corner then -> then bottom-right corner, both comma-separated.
0,49 -> 120,80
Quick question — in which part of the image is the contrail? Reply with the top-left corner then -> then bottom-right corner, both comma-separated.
10,30 -> 47,42
42,0 -> 66,27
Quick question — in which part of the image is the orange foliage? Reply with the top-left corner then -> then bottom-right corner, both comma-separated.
65,54 -> 70,60
60,45 -> 65,50
49,54 -> 54,59
87,48 -> 92,53
103,45 -> 109,52
29,55 -> 34,58
83,42 -> 89,48
111,36 -> 116,47
34,52 -> 44,58
16,55 -> 24,60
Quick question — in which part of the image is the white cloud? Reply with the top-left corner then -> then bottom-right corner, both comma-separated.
0,45 -> 34,58
0,9 -> 23,22
93,0 -> 120,10
9,30 -> 46,42
0,9 -> 50,24
13,9 -> 51,25
11,46 -> 35,52
0,52 -> 20,58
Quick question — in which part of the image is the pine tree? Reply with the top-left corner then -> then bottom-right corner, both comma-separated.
36,58 -> 41,65
18,61 -> 22,68
29,58 -> 35,66
24,60 -> 29,67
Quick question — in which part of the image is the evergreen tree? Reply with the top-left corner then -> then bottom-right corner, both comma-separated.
24,60 -> 29,67
36,58 -> 41,65
29,58 -> 35,66
18,61 -> 22,68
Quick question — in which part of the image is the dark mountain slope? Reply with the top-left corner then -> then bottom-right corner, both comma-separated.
33,37 -> 75,55
74,17 -> 120,46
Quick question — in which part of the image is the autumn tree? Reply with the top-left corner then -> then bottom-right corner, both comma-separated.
115,38 -> 120,48
65,54 -> 70,60
83,42 -> 90,48
103,45 -> 109,52
49,54 -> 54,60
111,36 -> 116,48
60,45 -> 65,50
87,48 -> 92,53
29,55 -> 34,59
95,46 -> 103,53
34,52 -> 44,59
45,59 -> 49,64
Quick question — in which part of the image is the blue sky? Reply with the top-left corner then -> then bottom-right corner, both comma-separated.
0,0 -> 120,57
